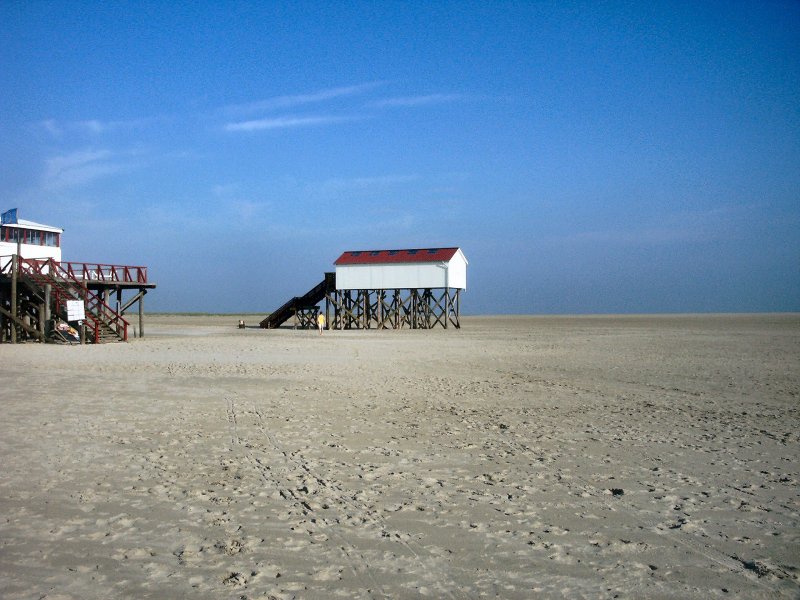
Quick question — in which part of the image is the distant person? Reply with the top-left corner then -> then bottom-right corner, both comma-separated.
317,312 -> 325,335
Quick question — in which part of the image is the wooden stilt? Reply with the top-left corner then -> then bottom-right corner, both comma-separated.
11,254 -> 17,344
267,283 -> 462,333
138,290 -> 144,338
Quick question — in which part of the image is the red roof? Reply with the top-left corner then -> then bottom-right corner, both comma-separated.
334,247 -> 460,265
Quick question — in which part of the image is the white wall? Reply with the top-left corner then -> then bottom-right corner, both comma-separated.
336,253 -> 467,290
0,241 -> 61,262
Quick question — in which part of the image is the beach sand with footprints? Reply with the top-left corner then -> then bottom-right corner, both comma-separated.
1,314 -> 798,599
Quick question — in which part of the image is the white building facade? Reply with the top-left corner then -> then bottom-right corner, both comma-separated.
334,247 -> 468,291
0,208 -> 63,263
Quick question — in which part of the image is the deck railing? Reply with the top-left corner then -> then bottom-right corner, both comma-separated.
62,261 -> 148,284
0,257 -> 148,283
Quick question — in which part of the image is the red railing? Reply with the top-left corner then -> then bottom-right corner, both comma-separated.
1,257 -> 147,283
60,261 -> 148,284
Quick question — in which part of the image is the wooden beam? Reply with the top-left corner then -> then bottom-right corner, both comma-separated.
0,305 -> 45,341
120,289 -> 146,314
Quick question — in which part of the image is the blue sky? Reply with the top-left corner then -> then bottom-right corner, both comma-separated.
1,1 -> 798,314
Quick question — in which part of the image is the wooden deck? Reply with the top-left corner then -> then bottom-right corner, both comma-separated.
0,257 -> 156,343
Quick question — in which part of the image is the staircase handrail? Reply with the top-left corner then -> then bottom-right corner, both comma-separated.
0,254 -> 15,274
298,279 -> 327,306
260,277 -> 330,329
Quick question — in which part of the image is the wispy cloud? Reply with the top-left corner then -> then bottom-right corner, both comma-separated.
40,119 -> 63,137
210,183 -> 270,220
82,116 -> 163,134
40,116 -> 162,137
371,93 -> 463,108
211,183 -> 240,198
224,115 -> 359,132
221,85 -> 464,133
42,149 -> 129,190
223,82 -> 386,116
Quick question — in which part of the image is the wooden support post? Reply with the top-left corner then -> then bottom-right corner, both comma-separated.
456,289 -> 461,328
10,253 -> 17,344
138,289 -> 145,338
444,288 -> 450,329
321,287 -> 462,331
39,299 -> 46,337
44,283 -> 51,328
451,289 -> 461,329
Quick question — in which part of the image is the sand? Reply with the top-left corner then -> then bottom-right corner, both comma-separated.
0,314 -> 798,599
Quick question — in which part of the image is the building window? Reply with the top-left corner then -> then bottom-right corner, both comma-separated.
427,248 -> 438,254
25,230 -> 42,245
0,227 -> 59,246
407,249 -> 418,255
3,227 -> 20,243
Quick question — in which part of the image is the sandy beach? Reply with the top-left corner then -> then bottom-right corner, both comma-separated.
1,314 -> 798,599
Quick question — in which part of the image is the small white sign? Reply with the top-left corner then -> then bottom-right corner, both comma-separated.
66,300 -> 86,322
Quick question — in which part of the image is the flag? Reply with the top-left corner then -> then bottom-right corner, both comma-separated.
1,208 -> 17,224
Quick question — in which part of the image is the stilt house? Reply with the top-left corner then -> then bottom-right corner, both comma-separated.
333,247 -> 468,291
260,247 -> 468,330
1,208 -> 155,343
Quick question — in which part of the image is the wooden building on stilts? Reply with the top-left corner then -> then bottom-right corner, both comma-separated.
0,208 -> 155,344
260,247 -> 467,330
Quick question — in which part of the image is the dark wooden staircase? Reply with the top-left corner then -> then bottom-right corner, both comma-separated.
260,273 -> 335,329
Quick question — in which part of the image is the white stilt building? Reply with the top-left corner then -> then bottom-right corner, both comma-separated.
333,247 -> 467,291
261,247 -> 468,330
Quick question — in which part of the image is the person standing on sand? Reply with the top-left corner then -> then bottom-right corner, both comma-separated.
317,312 -> 325,335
